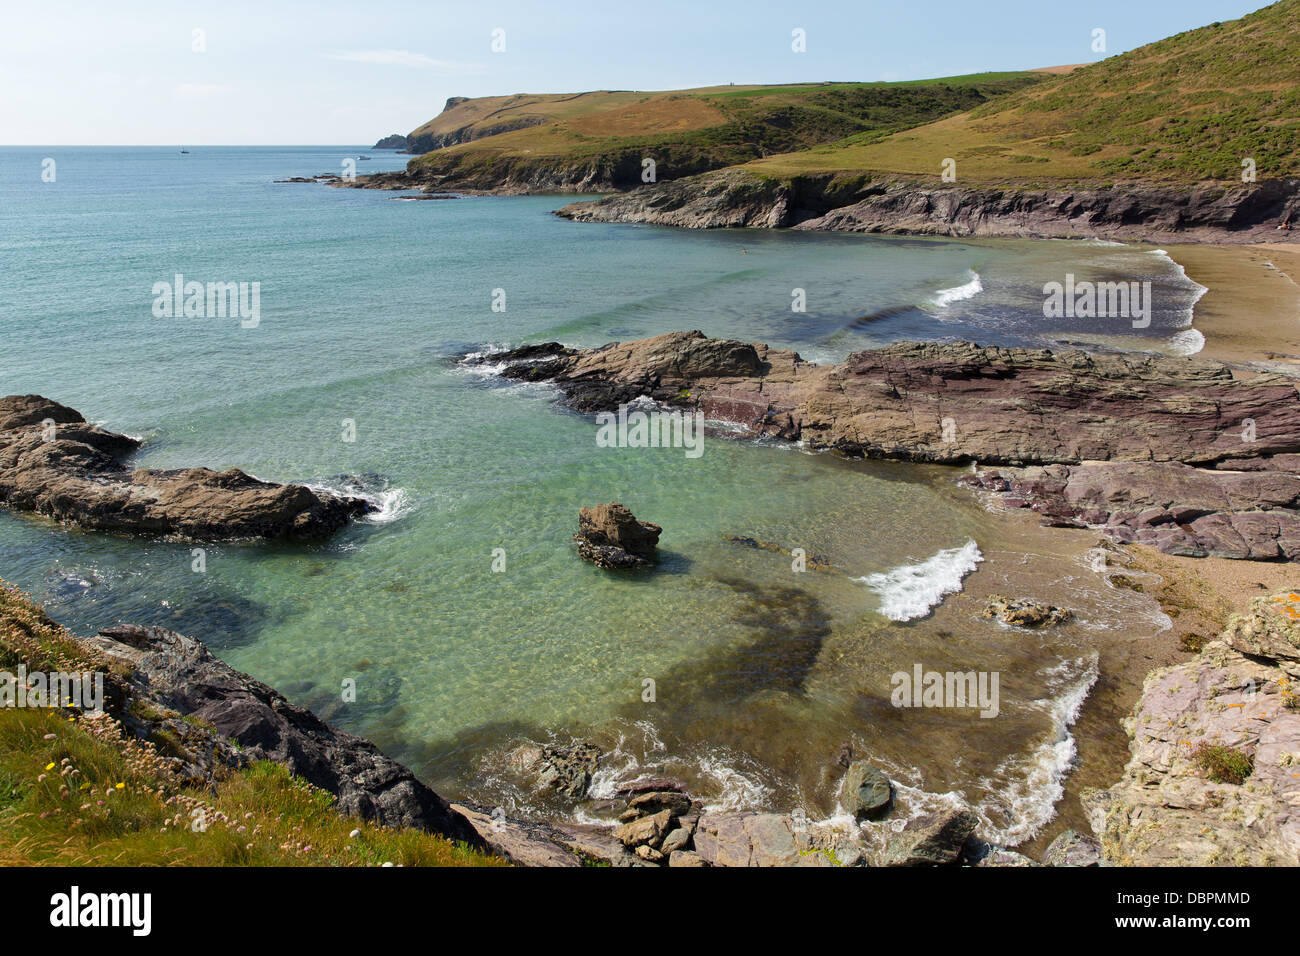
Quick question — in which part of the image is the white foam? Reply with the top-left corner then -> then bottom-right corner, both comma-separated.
933,271 -> 983,307
1168,327 -> 1206,356
854,540 -> 983,621
972,653 -> 1099,846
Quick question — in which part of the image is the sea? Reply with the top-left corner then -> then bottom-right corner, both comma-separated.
0,145 -> 1206,844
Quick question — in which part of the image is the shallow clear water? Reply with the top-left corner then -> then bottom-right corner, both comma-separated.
0,146 -> 1184,842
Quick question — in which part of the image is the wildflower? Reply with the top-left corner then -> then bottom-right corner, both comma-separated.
44,762 -> 55,771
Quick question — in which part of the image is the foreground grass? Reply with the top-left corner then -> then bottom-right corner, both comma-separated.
0,583 -> 503,867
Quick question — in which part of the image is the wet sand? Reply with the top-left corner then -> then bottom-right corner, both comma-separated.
1170,243 -> 1300,367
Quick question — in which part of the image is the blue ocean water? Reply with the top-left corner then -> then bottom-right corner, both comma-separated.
0,146 -> 1184,840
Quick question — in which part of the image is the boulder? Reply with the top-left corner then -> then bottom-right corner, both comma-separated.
881,809 -> 980,866
574,502 -> 661,569
535,742 -> 601,800
615,809 -> 675,850
1041,829 -> 1102,867
627,790 -> 692,818
838,761 -> 893,820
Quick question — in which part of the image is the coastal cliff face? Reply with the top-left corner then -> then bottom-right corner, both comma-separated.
0,395 -> 374,540
1084,592 -> 1300,866
472,332 -> 1300,561
556,168 -> 1300,242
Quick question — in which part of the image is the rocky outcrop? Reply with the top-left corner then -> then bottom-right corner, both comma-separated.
839,761 -> 893,820
371,134 -> 408,150
574,502 -> 661,569
468,333 -> 1300,560
881,809 -> 980,866
1042,829 -> 1102,867
982,594 -> 1074,628
0,395 -> 374,540
80,623 -> 482,846
1082,592 -> 1300,865
557,168 -> 1300,244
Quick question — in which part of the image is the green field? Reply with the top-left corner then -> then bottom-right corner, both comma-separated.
403,74 -> 1045,187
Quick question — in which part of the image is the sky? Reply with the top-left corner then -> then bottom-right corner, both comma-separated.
0,0 -> 1273,145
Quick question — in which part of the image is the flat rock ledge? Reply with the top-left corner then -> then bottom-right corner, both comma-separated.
0,394 -> 374,540
468,332 -> 1300,561
1082,591 -> 1300,866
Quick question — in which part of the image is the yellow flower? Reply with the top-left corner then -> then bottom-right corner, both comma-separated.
115,783 -> 125,790
44,762 -> 55,771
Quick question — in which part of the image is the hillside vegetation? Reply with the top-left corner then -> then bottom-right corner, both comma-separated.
401,74 -> 1044,189
748,0 -> 1300,185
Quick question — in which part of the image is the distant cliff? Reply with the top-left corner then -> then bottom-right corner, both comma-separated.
372,133 -> 408,150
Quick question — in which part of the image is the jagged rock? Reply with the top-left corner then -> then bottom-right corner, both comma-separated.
0,395 -> 374,540
574,502 -> 661,569
659,821 -> 694,856
615,809 -> 675,849
982,594 -> 1074,628
81,624 -> 481,845
881,809 -> 980,866
557,167 -> 1300,245
1082,592 -> 1300,865
473,333 -> 1300,562
1042,830 -> 1102,867
839,761 -> 893,820
534,742 -> 601,799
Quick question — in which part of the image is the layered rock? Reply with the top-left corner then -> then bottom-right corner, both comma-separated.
468,333 -> 1300,560
79,623 -> 482,845
0,395 -> 374,540
1082,592 -> 1300,865
557,168 -> 1300,244
982,594 -> 1074,628
574,502 -> 661,569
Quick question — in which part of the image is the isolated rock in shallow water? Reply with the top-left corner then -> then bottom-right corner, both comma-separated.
574,502 -> 661,569
982,594 -> 1074,628
0,394 -> 374,540
839,761 -> 893,820
534,741 -> 602,799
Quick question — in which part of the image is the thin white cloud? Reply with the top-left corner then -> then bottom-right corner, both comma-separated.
324,49 -> 471,70
172,83 -> 233,98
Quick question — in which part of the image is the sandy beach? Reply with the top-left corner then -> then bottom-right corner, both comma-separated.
1171,242 -> 1300,367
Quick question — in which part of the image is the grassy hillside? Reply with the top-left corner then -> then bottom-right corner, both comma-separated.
748,0 -> 1300,186
0,582 -> 503,867
402,74 -> 1044,188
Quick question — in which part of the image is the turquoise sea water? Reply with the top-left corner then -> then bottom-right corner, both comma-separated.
0,146 -> 1191,842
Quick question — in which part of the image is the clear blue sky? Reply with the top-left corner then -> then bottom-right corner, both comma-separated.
0,0 -> 1272,144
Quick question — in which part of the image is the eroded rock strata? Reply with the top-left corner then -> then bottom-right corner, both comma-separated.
556,168 -> 1300,244
0,395 -> 374,539
469,332 -> 1300,561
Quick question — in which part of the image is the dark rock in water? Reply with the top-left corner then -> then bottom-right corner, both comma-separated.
614,776 -> 688,797
82,623 -> 481,845
882,809 -> 980,866
534,741 -> 601,799
1042,829 -> 1102,867
982,594 -> 1074,628
839,761 -> 893,820
960,836 -> 1041,867
726,534 -> 835,572
372,133 -> 408,150
0,394 -> 374,540
574,502 -> 661,569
